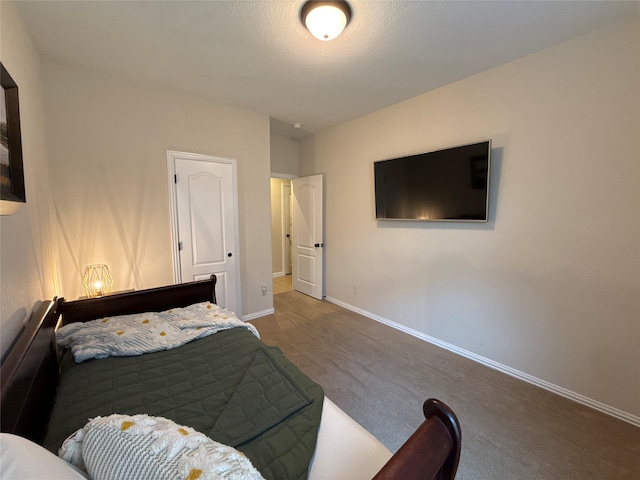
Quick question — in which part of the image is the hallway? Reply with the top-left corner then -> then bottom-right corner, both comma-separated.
273,274 -> 292,294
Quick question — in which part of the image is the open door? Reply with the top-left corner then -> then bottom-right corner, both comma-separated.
292,174 -> 324,299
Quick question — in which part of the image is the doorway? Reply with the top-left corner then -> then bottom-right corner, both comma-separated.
270,177 -> 293,293
270,174 -> 324,300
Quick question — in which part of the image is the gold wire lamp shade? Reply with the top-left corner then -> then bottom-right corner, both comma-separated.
82,264 -> 113,297
301,1 -> 352,41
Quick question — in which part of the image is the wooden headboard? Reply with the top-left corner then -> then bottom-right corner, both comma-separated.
0,276 -> 218,442
57,275 -> 217,325
0,300 -> 60,442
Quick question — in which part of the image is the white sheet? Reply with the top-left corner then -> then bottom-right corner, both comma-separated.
0,434 -> 89,480
309,397 -> 392,480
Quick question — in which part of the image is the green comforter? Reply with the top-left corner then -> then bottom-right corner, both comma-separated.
43,327 -> 324,480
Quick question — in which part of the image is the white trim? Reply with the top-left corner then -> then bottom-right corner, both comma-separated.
280,182 -> 286,275
281,180 -> 293,276
273,272 -> 285,278
243,308 -> 275,321
271,173 -> 297,179
166,154 -> 180,284
325,296 -> 640,428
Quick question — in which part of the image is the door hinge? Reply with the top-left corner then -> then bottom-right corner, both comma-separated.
174,174 -> 177,184
178,241 -> 183,251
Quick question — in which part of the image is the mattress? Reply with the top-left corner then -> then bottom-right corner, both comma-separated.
43,327 -> 324,480
309,397 -> 393,480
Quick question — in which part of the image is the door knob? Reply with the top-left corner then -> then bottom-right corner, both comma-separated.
227,253 -> 233,257
314,243 -> 324,248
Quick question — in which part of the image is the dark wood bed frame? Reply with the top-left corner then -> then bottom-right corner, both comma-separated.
1,275 -> 461,480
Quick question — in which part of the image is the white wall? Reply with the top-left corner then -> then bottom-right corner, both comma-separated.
0,1 -> 58,358
41,59 -> 273,318
300,19 -> 640,419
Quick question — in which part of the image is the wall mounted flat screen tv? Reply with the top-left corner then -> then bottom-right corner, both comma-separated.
374,140 -> 491,222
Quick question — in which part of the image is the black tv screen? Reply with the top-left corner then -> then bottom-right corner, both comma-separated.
374,140 -> 491,222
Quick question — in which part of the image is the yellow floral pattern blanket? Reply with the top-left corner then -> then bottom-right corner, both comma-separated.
60,413 -> 265,480
56,302 -> 259,363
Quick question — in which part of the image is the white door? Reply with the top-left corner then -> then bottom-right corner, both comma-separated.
167,151 -> 240,314
292,174 -> 324,300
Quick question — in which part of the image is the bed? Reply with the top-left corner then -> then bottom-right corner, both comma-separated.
0,276 -> 461,480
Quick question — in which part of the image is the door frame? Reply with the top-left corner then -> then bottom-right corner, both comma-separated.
271,173 -> 296,278
282,181 -> 292,275
166,150 -> 241,313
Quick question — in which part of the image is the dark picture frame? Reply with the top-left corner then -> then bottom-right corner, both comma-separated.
1,63 -> 26,204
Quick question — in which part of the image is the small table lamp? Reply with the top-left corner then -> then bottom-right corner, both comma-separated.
82,264 -> 113,297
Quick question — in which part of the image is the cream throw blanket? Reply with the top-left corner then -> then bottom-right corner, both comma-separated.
59,413 -> 265,480
56,302 -> 259,363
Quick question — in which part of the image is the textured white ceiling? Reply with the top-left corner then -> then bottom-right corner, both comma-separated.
14,0 -> 638,139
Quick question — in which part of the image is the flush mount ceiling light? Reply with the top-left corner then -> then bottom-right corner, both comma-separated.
301,1 -> 352,41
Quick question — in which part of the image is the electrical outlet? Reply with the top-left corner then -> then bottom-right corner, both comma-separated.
353,285 -> 358,294
261,284 -> 268,296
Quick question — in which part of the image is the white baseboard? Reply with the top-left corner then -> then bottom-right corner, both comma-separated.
242,308 -> 274,322
325,296 -> 640,428
273,272 -> 285,278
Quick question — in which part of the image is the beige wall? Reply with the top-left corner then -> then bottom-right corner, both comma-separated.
300,19 -> 640,419
270,134 -> 299,177
41,59 -> 273,318
0,2 -> 58,357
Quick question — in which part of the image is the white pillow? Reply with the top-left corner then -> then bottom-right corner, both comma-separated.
0,433 -> 88,480
59,414 -> 264,480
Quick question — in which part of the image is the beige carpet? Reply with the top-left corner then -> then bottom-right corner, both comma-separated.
250,290 -> 640,479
